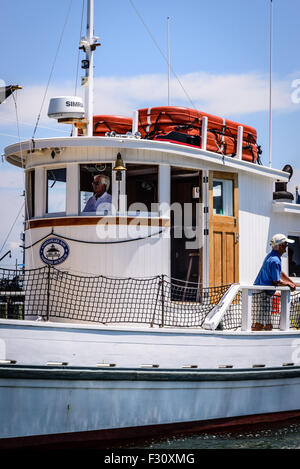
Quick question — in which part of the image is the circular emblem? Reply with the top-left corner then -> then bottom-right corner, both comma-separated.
40,238 -> 69,265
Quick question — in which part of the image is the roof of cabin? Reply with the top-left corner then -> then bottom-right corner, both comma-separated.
4,136 -> 289,181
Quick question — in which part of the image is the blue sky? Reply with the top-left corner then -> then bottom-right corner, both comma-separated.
1,0 -> 300,266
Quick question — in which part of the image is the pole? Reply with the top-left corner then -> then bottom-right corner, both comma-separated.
81,0 -> 100,136
268,0 -> 273,168
167,17 -> 170,106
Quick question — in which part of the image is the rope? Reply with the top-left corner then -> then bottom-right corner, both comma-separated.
32,0 -> 73,139
24,227 -> 166,250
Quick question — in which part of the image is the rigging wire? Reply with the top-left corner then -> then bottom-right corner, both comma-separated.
128,0 -> 197,110
11,92 -> 35,269
0,115 -> 70,134
0,201 -> 24,256
32,0 -> 73,139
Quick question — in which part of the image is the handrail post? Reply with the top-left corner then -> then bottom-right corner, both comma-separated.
241,287 -> 252,331
201,116 -> 208,150
237,125 -> 243,160
161,274 -> 165,328
132,110 -> 138,135
280,289 -> 291,331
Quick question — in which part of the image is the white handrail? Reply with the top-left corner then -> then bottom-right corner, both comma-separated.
202,284 -> 240,330
202,284 -> 300,332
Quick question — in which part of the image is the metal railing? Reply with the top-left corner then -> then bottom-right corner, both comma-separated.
0,267 -> 299,331
203,285 -> 300,331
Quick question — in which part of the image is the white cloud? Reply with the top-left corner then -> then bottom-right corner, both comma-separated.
0,71 -> 296,134
92,71 -> 294,117
0,168 -> 24,190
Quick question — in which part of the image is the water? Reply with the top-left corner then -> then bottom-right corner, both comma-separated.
111,422 -> 300,450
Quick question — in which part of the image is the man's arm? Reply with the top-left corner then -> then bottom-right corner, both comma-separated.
273,272 -> 299,290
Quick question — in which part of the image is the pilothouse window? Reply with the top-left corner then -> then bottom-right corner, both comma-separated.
213,178 -> 233,216
46,168 -> 66,214
25,170 -> 35,219
80,164 -> 112,214
126,164 -> 158,215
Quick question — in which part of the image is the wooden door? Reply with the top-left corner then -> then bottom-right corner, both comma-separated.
209,171 -> 239,287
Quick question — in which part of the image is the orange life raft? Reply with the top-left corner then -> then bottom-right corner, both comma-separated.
93,115 -> 133,136
137,106 -> 260,163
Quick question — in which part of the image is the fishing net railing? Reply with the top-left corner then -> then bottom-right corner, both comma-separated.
0,267 -> 299,330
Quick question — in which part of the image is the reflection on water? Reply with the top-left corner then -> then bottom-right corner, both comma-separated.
116,423 -> 300,450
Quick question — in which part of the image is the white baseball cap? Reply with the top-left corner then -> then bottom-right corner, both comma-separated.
270,233 -> 295,247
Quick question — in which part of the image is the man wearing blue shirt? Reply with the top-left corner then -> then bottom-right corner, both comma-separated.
253,233 -> 299,330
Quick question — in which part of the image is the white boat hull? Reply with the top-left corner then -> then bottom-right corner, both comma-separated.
0,365 -> 300,448
1,319 -> 300,447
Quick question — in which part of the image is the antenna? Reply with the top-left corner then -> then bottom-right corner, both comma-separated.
268,0 -> 273,168
167,17 -> 171,106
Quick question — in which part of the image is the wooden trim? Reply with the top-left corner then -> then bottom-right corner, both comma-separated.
25,216 -> 170,230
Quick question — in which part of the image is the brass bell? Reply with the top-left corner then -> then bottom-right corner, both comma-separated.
113,153 -> 127,172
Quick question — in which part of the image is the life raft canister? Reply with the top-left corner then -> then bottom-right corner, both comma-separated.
93,115 -> 133,136
137,106 -> 260,163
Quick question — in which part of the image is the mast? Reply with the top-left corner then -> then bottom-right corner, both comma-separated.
79,0 -> 100,136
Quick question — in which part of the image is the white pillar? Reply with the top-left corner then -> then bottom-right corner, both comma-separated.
236,125 -> 243,160
201,116 -> 208,150
66,164 -> 79,216
241,288 -> 252,332
34,167 -> 46,217
132,111 -> 139,135
202,170 -> 209,288
280,290 -> 291,331
159,165 -> 170,217
112,167 -> 126,215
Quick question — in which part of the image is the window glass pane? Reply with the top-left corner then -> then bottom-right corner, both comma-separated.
25,170 -> 35,219
126,164 -> 158,215
288,236 -> 300,277
46,168 -> 66,213
80,164 -> 112,214
213,178 -> 233,216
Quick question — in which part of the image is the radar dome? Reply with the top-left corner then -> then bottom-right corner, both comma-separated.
48,96 -> 84,120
